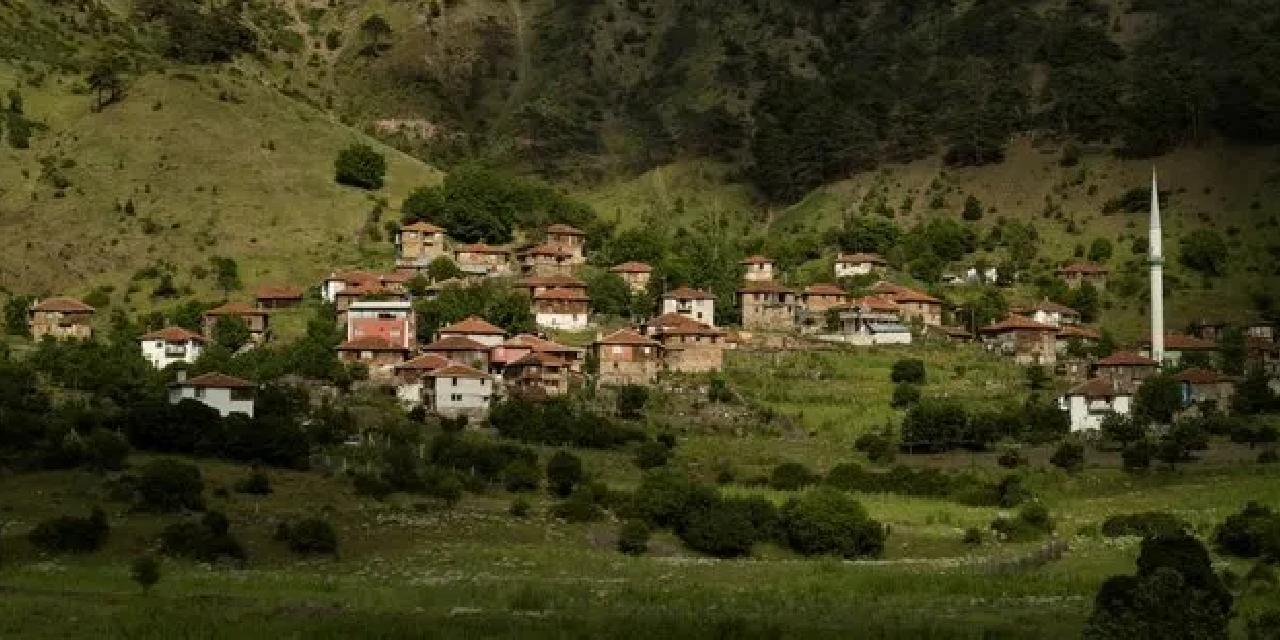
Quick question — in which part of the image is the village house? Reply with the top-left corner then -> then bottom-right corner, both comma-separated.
490,339 -> 533,376
255,286 -> 303,310
347,299 -> 416,350
543,223 -> 587,264
533,288 -> 592,331
438,316 -> 506,348
646,313 -> 727,374
818,296 -> 912,345
1056,325 -> 1101,354
1138,333 -> 1217,367
1247,320 -> 1276,343
203,302 -> 269,345
504,351 -> 572,398
1093,351 -> 1159,391
978,315 -> 1060,366
1188,318 -> 1230,342
593,329 -> 663,386
392,354 -> 451,406
422,336 -> 492,371
518,243 -> 576,277
395,221 -> 448,268
834,253 -> 887,278
740,255 -> 775,282
28,297 -> 95,341
1054,261 -> 1109,290
1061,376 -> 1132,433
378,270 -> 415,295
930,325 -> 975,343
139,327 -> 206,369
320,270 -> 378,303
336,336 -> 411,380
964,265 -> 1000,284
424,363 -> 495,419
508,334 -> 584,371
1014,299 -> 1081,328
334,281 -> 406,314
661,287 -> 716,326
738,282 -> 798,331
514,275 -> 588,299
453,243 -> 512,277
609,262 -> 653,293
169,372 -> 255,418
796,283 -> 852,334
869,282 -> 943,328
1176,368 -> 1236,412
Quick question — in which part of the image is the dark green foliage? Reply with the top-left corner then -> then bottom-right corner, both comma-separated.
1180,230 -> 1229,277
963,527 -> 984,545
1134,374 -> 1183,426
901,398 -> 981,452
588,272 -> 632,317
415,280 -> 535,345
1261,449 -> 1280,465
1049,441 -> 1085,473
425,256 -> 464,283
962,195 -> 983,221
489,398 -> 644,449
209,256 -> 242,294
140,0 -> 257,63
633,440 -> 670,470
1249,610 -> 1280,640
1088,238 -> 1114,263
1234,367 -> 1279,415
131,556 -> 160,594
1102,413 -> 1146,448
630,468 -> 719,531
853,432 -> 896,464
550,489 -> 605,523
160,511 -> 246,562
334,144 -> 386,190
509,497 -> 531,517
28,507 -> 109,553
615,385 -> 649,419
233,471 -> 272,495
280,518 -> 339,556
679,499 -> 756,558
990,503 -> 1054,542
769,462 -> 816,491
1156,421 -> 1211,468
502,459 -> 542,493
1213,502 -> 1280,561
996,448 -> 1026,469
781,487 -> 885,558
890,382 -> 921,408
137,459 -> 204,513
890,358 -> 926,384
545,451 -> 584,498
212,315 -> 251,352
82,429 -> 130,471
617,521 -> 650,556
1122,441 -> 1155,474
1101,512 -> 1190,539
3,294 -> 34,337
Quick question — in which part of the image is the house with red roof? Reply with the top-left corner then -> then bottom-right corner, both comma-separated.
533,288 -> 591,331
737,282 -> 798,331
336,336 -> 411,380
886,287 -> 944,328
169,372 -> 255,418
453,243 -> 512,277
514,275 -> 588,298
740,255 -> 775,282
834,253 -> 887,278
593,329 -> 663,386
139,327 -> 206,369
422,336 -> 492,371
609,262 -> 653,293
28,297 -> 95,341
424,363 -> 495,419
1093,351 -> 1159,391
1013,298 -> 1081,328
255,286 -> 303,310
818,296 -> 912,345
518,243 -> 576,278
507,334 -> 585,371
321,270 -> 379,303
978,315 -> 1060,365
1055,324 -> 1101,354
203,302 -> 269,345
645,313 -> 727,374
438,316 -> 507,347
543,223 -> 587,264
661,286 -> 716,326
1175,368 -> 1236,411
1138,333 -> 1217,367
504,351 -> 572,398
395,221 -> 448,268
347,299 -> 416,350
1054,261 -> 1108,290
392,354 -> 451,405
1060,376 -> 1132,432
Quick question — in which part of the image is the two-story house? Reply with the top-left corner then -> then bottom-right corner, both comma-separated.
392,354 -> 451,405
518,243 -> 576,277
28,297 -> 95,340
255,286 -> 303,310
533,288 -> 591,331
1093,351 -> 1160,391
821,296 -> 912,345
422,336 -> 492,371
1014,299 -> 1081,328
543,223 -> 587,263
347,299 -> 416,350
646,313 -> 726,374
169,372 -> 255,418
454,243 -> 512,277
1139,333 -> 1217,367
438,316 -> 507,347
834,253 -> 887,278
661,287 -> 716,326
395,221 -> 448,268
139,327 -> 206,369
336,336 -> 411,380
1054,261 -> 1108,290
609,262 -> 653,293
740,255 -> 775,282
504,351 -> 572,398
978,315 -> 1060,365
425,363 -> 495,419
1061,376 -> 1132,432
737,282 -> 798,331
593,329 -> 663,386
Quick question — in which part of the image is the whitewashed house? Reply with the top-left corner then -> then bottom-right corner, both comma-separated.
438,316 -> 507,347
661,287 -> 716,326
139,327 -> 206,369
425,363 -> 494,419
168,372 -> 255,418
1060,377 -> 1132,433
834,253 -> 887,278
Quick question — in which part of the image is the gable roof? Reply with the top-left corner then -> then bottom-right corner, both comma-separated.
516,275 -> 587,288
337,282 -> 398,298
205,302 -> 267,316
395,354 -> 451,371
510,351 -> 568,367
610,261 -> 653,274
140,327 -> 207,343
175,372 -> 253,389
1055,261 -> 1109,275
978,315 -> 1060,334
336,336 -> 409,352
1096,350 -> 1159,367
455,243 -> 509,255
1066,376 -> 1128,398
31,297 -> 94,313
595,329 -> 660,346
663,286 -> 715,300
327,270 -> 379,284
545,223 -> 585,236
1141,333 -> 1217,351
255,286 -> 303,300
890,289 -> 942,305
740,255 -> 773,265
533,288 -> 591,302
870,281 -> 910,295
849,295 -> 902,312
510,334 -> 582,354
426,363 -> 491,379
422,336 -> 489,351
521,243 -> 573,257
1176,368 -> 1233,384
836,252 -> 887,265
401,221 -> 445,233
439,316 -> 506,336
737,281 -> 796,295
803,283 -> 848,297
1058,325 -> 1101,340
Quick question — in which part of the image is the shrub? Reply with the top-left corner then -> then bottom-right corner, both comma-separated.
963,527 -> 984,545
1214,502 -> 1280,560
631,468 -> 719,530
615,385 -> 649,419
617,521 -> 650,556
991,502 -> 1054,542
1249,610 -> 1280,640
1122,440 -> 1154,473
546,451 -> 584,497
233,471 -> 272,495
1259,449 -> 1279,464
962,195 -> 983,221
769,462 -> 817,491
781,487 -> 886,558
1245,562 -> 1278,590
282,518 -> 338,556
633,440 -> 670,470
550,489 -> 605,523
160,513 -> 246,562
823,462 -> 871,491
501,459 -> 542,493
137,459 -> 204,512
1101,512 -> 1190,538
890,358 -> 926,384
352,472 -> 393,500
854,432 -> 896,464
509,497 -> 531,517
28,507 -> 109,553
1049,441 -> 1085,473
83,429 -> 130,471
726,494 -> 784,545
890,382 -> 921,408
997,447 -> 1026,469
131,555 -> 160,593
334,144 -> 386,189
679,499 -> 756,558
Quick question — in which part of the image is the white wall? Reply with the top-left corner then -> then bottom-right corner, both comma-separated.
431,376 -> 493,417
321,278 -> 348,303
661,299 -> 715,326
141,339 -> 203,369
1066,394 -> 1132,432
835,262 -> 875,278
396,381 -> 424,406
168,387 -> 255,418
535,312 -> 590,331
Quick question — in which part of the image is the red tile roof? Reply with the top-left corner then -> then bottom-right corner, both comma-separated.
31,297 -> 94,313
439,316 -> 506,336
455,243 -> 509,254
1058,325 -> 1101,340
516,275 -> 586,288
338,282 -> 397,297
1096,350 -> 1159,367
610,261 -> 653,273
1140,333 -> 1217,351
255,286 -> 303,300
889,289 -> 941,304
545,223 -> 585,236
395,354 -> 451,371
737,281 -> 796,294
378,271 -> 414,284
521,243 -> 573,257
664,286 -> 715,300
595,329 -> 661,346
803,283 -> 848,297
422,336 -> 489,351
337,336 -> 409,352
870,281 -> 910,295
850,295 -> 902,312
510,334 -> 581,354
401,221 -> 444,233
140,327 -> 207,342
1016,298 -> 1079,316
978,315 -> 1060,334
426,363 -> 491,379
175,372 -> 253,389
740,255 -> 773,265
1175,368 -> 1233,384
1067,376 -> 1128,398
510,351 -> 567,367
205,302 -> 266,316
836,253 -> 887,265
1055,261 -> 1109,275
533,288 -> 591,301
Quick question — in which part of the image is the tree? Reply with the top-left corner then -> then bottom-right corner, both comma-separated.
1179,230 -> 1229,277
617,521 -> 650,556
1212,502 -> 1280,561
1102,413 -> 1146,448
901,399 -> 970,452
1156,421 -> 1210,469
615,385 -> 648,419
359,14 -> 393,55
1025,365 -> 1052,390
212,315 -> 251,352
426,256 -> 464,282
588,272 -> 632,317
87,58 -> 126,111
136,459 -> 204,513
962,194 -> 984,221
209,256 -> 241,294
1050,441 -> 1085,473
781,487 -> 885,558
1133,374 -> 1182,426
679,499 -> 758,558
545,451 -> 584,497
334,144 -> 386,190
890,358 -> 926,384
1218,327 -> 1247,376
890,382 -> 921,408
1088,237 -> 1114,262
131,556 -> 161,594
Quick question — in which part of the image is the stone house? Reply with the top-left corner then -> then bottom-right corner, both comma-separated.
1176,368 -> 1236,411
28,297 -> 95,340
1139,333 -> 1217,367
425,363 -> 495,419
533,288 -> 592,331
834,253 -> 887,278
139,326 -> 206,369
1092,351 -> 1159,391
800,283 -> 851,313
392,354 -> 451,405
978,315 -> 1060,365
395,221 -> 448,268
593,329 -> 663,386
514,275 -> 588,299
334,282 -> 405,314
504,351 -> 572,398
169,372 -> 255,418
818,296 -> 912,345
1054,261 -> 1108,290
740,255 -> 775,282
609,262 -> 653,293
543,223 -> 587,263
1060,376 -> 1132,432
886,288 -> 943,328
453,243 -> 512,277
337,336 -> 411,380
422,336 -> 492,371
255,286 -> 303,310
737,282 -> 798,331
518,243 -> 576,277
203,302 -> 269,345
321,270 -> 379,303
508,334 -> 584,371
347,299 -> 416,350
438,316 -> 507,348
661,287 -> 716,326
1014,299 -> 1081,328
648,314 -> 726,374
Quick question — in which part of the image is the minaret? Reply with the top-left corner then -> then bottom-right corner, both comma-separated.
1149,169 -> 1164,365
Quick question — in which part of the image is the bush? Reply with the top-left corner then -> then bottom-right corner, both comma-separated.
679,499 -> 757,558
962,195 -> 983,221
770,462 -> 817,491
615,385 -> 649,419
351,472 -> 393,500
281,518 -> 338,556
1122,440 -> 1154,473
160,512 -> 246,562
781,487 -> 886,558
890,382 -> 921,408
131,555 -> 161,593
854,432 -> 896,464
83,429 -> 130,471
890,358 -> 926,384
28,507 -> 109,553
997,447 -> 1027,469
509,497 -> 531,518
630,468 -> 719,531
550,489 -> 605,523
634,440 -> 670,470
991,502 -> 1054,542
1214,502 -> 1280,560
1101,512 -> 1190,538
137,459 -> 204,513
502,459 -> 542,493
233,471 -> 272,495
334,144 -> 386,190
617,521 -> 651,556
1049,441 -> 1085,473
962,527 -> 984,545
823,462 -> 871,491
546,451 -> 584,497
1259,448 -> 1280,464
1248,610 -> 1280,640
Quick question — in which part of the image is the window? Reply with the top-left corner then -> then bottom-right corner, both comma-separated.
450,394 -> 462,402
195,388 -> 206,399
612,345 -> 623,355
451,378 -> 458,386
